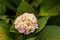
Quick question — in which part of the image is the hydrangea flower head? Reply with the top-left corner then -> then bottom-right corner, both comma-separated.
14,13 -> 38,35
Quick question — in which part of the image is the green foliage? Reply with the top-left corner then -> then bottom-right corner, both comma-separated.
33,17 -> 50,35
39,0 -> 60,16
26,37 -> 36,40
0,4 -> 6,16
0,27 -> 13,40
35,25 -> 60,40
9,24 -> 18,34
0,0 -> 60,40
47,15 -> 60,26
16,0 -> 35,17
31,0 -> 43,7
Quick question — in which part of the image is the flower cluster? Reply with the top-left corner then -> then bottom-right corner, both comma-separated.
14,13 -> 38,35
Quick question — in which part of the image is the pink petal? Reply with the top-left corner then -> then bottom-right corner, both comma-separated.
18,27 -> 25,33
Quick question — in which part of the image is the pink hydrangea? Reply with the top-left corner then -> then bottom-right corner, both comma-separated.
14,13 -> 38,35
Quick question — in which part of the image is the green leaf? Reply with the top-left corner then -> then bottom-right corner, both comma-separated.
4,36 -> 13,40
0,26 -> 7,36
26,37 -> 36,40
0,26 -> 7,40
0,1 -> 6,16
31,0 -> 43,7
9,18 -> 19,34
10,0 -> 22,6
36,25 -> 60,40
47,15 -> 60,26
0,15 -> 9,23
5,0 -> 22,11
5,0 -> 17,11
34,17 -> 50,34
0,20 -> 7,28
0,16 -> 10,31
9,24 -> 18,34
0,27 -> 13,40
16,35 -> 24,40
16,1 -> 35,17
0,19 -> 10,32
39,0 -> 60,16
